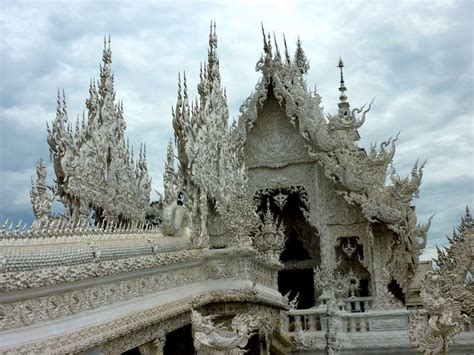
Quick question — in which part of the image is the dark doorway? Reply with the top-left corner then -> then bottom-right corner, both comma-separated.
388,279 -> 406,304
163,324 -> 194,355
255,186 -> 320,310
278,268 -> 315,309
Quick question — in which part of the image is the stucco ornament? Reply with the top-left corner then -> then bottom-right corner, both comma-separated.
253,201 -> 286,263
160,201 -> 191,238
409,207 -> 473,354
172,22 -> 247,248
191,310 -> 256,353
6,22 -> 474,355
47,36 -> 150,225
236,25 -> 432,288
30,159 -> 55,228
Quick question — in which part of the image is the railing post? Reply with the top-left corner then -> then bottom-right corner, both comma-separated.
308,314 -> 317,331
294,315 -> 302,332
350,317 -> 356,332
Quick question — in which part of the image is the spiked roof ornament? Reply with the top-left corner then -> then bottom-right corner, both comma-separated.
337,57 -> 350,116
294,36 -> 309,74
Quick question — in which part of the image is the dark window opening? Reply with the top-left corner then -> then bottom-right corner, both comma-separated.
163,324 -> 194,355
278,268 -> 315,309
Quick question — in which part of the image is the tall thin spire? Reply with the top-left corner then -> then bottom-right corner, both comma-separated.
337,57 -> 350,116
283,34 -> 291,64
207,20 -> 220,86
294,36 -> 309,74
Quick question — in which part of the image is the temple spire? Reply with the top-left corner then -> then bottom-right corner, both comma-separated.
337,57 -> 350,116
294,36 -> 309,74
207,20 -> 220,86
102,35 -> 112,65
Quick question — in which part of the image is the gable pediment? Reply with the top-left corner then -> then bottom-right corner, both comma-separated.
244,91 -> 311,168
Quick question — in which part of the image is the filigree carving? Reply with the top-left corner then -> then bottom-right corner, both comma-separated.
192,310 -> 255,353
47,37 -> 150,225
273,193 -> 288,210
30,159 -> 55,228
237,26 -> 431,290
409,207 -> 473,354
253,201 -> 286,264
172,22 -> 247,248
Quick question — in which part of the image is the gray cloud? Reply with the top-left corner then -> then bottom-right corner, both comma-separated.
0,0 -> 472,260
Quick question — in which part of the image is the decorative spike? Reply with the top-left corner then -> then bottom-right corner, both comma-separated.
183,71 -> 188,99
273,32 -> 281,62
283,34 -> 291,64
294,36 -> 309,74
261,22 -> 267,48
337,57 -> 349,116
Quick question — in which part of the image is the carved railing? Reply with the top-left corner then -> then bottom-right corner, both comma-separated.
0,218 -> 160,240
280,307 -> 474,352
343,296 -> 374,313
0,241 -> 285,353
283,307 -> 374,335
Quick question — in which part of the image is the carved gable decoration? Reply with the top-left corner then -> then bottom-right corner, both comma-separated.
244,91 -> 311,168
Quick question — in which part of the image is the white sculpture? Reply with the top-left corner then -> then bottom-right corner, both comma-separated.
191,310 -> 256,354
409,207 -> 473,354
1,22 -> 469,355
160,201 -> 190,238
47,36 -> 150,225
30,159 -> 55,228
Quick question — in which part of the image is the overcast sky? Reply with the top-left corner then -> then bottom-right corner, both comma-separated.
0,0 -> 472,260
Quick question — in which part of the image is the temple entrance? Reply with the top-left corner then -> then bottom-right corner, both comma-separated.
163,324 -> 194,354
255,186 -> 320,309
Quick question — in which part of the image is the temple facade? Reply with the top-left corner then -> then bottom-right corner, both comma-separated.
0,24 -> 472,354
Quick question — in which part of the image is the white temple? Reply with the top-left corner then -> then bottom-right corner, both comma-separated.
0,23 -> 472,354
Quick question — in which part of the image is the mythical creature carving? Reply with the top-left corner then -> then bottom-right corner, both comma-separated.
161,201 -> 191,238
409,207 -> 473,354
191,310 -> 257,354
30,159 -> 55,228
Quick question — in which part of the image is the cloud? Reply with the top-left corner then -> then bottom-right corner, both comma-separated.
0,1 -> 472,261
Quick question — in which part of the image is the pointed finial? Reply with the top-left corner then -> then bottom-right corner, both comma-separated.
283,34 -> 290,64
294,36 -> 309,74
261,22 -> 267,48
273,32 -> 281,62
338,57 -> 345,85
337,57 -> 349,115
